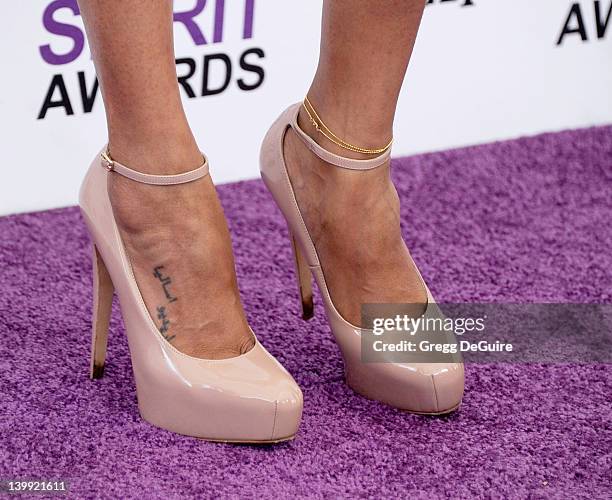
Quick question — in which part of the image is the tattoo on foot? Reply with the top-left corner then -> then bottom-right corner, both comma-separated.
153,266 -> 178,343
156,305 -> 175,343
153,265 -> 178,303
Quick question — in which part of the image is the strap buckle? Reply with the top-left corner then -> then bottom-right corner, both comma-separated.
100,150 -> 114,171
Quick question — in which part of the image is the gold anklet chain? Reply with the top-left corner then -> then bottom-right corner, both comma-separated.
302,96 -> 393,155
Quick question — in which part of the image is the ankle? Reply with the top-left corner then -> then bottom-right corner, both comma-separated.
299,88 -> 394,160
108,126 -> 203,175
284,133 -> 393,217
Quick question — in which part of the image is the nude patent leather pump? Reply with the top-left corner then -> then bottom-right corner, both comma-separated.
80,149 -> 302,442
260,103 -> 464,414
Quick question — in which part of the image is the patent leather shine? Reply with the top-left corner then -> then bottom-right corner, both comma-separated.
260,104 -> 464,414
80,152 -> 303,441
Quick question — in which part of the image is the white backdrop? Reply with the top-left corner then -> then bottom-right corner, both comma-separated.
1,0 -> 611,215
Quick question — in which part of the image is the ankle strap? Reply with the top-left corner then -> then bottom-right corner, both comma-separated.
289,104 -> 390,170
100,149 -> 209,185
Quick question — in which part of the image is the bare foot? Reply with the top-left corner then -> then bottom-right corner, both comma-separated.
282,112 -> 427,326
108,143 -> 255,359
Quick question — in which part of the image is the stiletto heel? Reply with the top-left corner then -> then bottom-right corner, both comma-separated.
260,103 -> 464,414
79,147 -> 302,442
290,233 -> 314,320
90,245 -> 114,379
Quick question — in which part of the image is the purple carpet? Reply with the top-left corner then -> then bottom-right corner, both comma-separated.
1,126 -> 611,499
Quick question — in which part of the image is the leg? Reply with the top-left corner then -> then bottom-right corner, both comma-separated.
79,0 -> 254,358
284,0 -> 428,325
